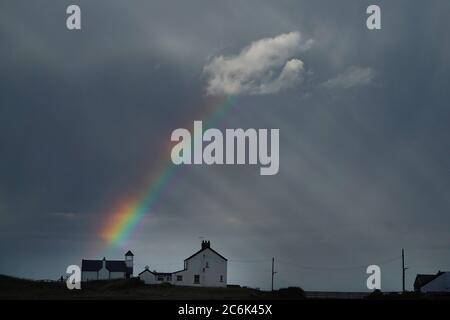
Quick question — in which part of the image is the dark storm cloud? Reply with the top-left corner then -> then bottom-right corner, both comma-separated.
0,0 -> 449,291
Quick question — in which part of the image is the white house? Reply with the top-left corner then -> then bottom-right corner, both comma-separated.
139,241 -> 227,287
414,271 -> 450,293
81,250 -> 134,281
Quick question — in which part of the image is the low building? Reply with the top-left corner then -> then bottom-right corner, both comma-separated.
139,241 -> 227,287
81,250 -> 134,281
414,271 -> 450,293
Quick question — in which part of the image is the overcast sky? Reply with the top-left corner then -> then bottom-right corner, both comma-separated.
0,0 -> 449,291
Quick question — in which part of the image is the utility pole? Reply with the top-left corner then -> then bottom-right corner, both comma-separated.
271,257 -> 276,291
402,248 -> 407,293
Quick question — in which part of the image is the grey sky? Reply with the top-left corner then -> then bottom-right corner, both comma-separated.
0,0 -> 449,291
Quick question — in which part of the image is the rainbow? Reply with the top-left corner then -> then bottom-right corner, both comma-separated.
101,95 -> 236,247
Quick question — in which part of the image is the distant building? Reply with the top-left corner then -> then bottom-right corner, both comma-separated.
81,250 -> 134,281
139,241 -> 227,287
414,271 -> 450,293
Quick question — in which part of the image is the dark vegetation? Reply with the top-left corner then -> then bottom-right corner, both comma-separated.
2,275 -> 449,300
365,289 -> 450,300
0,275 -> 305,300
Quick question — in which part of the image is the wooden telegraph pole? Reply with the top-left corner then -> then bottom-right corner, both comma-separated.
402,248 -> 407,293
271,257 -> 277,291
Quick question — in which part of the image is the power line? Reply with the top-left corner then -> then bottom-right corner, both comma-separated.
228,255 -> 403,271
406,265 -> 450,269
276,255 -> 401,271
405,247 -> 450,252
229,258 -> 271,263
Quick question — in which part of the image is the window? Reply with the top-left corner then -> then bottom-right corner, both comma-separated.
194,275 -> 200,284
177,275 -> 183,281
157,275 -> 164,281
206,262 -> 209,268
220,275 -> 224,283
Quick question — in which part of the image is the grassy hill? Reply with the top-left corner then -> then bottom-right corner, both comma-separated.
0,275 -> 306,300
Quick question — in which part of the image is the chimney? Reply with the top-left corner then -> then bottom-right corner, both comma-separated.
201,240 -> 211,250
102,257 -> 106,269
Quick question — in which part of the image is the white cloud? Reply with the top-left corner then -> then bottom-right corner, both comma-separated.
204,31 -> 312,96
321,66 -> 375,90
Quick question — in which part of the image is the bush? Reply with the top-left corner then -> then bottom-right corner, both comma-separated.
276,286 -> 306,299
365,289 -> 384,299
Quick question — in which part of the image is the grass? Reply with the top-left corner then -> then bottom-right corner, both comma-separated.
0,275 -> 306,300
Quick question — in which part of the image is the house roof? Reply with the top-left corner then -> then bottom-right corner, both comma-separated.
138,269 -> 172,276
414,271 -> 445,289
153,272 -> 173,276
184,246 -> 227,262
138,243 -> 227,276
171,269 -> 186,274
82,259 -> 132,274
82,260 -> 102,271
125,250 -> 134,256
138,269 -> 152,276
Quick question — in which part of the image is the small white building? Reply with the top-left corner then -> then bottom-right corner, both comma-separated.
139,241 -> 227,287
81,250 -> 134,281
414,271 -> 450,293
